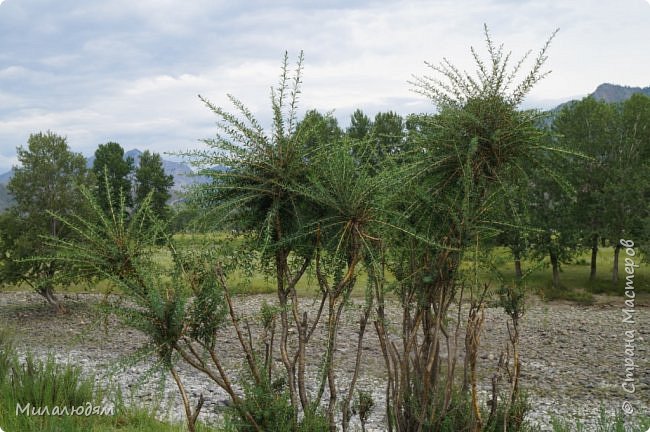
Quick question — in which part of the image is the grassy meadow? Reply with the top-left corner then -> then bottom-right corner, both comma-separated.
4,232 -> 646,304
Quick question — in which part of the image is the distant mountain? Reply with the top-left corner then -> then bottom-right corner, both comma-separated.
590,83 -> 650,103
547,83 -> 650,119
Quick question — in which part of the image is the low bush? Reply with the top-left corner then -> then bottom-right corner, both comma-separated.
223,370 -> 329,432
550,407 -> 650,432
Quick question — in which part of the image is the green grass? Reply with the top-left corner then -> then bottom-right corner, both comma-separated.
3,232 -> 648,303
549,407 -> 650,432
490,246 -> 649,302
0,325 -> 223,432
153,234 -> 650,300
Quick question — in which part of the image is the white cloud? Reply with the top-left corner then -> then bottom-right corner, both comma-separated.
0,0 -> 649,172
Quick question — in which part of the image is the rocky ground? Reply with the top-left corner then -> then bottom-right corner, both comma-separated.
1,291 -> 649,431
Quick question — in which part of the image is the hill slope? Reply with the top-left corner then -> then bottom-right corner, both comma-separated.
590,83 -> 650,103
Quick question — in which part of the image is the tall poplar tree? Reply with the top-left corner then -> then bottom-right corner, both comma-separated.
134,150 -> 174,221
92,142 -> 133,212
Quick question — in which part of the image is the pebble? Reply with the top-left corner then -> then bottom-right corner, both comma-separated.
1,292 -> 648,431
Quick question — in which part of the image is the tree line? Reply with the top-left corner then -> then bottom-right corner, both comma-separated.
0,137 -> 173,311
2,87 -> 647,311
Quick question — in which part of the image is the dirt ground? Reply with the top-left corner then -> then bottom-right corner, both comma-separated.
1,291 -> 648,431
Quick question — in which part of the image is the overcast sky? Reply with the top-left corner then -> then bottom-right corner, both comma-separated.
1,0 -> 649,173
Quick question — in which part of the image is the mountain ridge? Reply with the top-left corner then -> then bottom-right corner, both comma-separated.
590,83 -> 650,103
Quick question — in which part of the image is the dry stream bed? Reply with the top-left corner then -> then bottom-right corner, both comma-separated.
1,292 -> 648,431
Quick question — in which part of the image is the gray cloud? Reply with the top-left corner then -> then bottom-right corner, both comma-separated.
1,0 -> 649,172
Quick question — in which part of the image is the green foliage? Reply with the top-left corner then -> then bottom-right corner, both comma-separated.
259,300 -> 280,330
0,209 -> 31,284
8,132 -> 88,219
300,136 -> 390,261
180,249 -> 228,350
46,180 -> 232,368
482,392 -> 534,432
224,371 -> 328,432
42,173 -> 239,432
488,245 -> 649,300
0,330 -> 216,432
186,52 -> 312,252
224,372 -> 294,432
168,201 -> 203,233
92,142 -> 134,212
346,109 -> 372,140
549,94 -> 650,282
295,109 -> 342,152
608,95 -> 650,262
135,150 -> 174,221
296,410 -> 330,432
348,110 -> 406,175
351,390 -> 375,431
0,182 -> 14,211
411,25 -> 557,108
1,131 -> 89,310
375,25 -> 568,431
0,332 -> 102,432
182,51 -> 391,430
395,382 -> 538,432
371,111 -> 405,156
45,182 -> 161,285
539,285 -> 595,304
0,325 -> 15,388
552,97 -> 616,247
9,353 -> 100,409
550,407 -> 650,432
388,26 -> 563,297
16,30 -> 648,432
43,180 -> 172,359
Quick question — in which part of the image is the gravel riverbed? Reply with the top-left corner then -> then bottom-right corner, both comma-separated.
1,292 -> 648,431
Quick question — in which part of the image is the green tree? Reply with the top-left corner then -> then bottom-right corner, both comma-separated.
1,131 -> 88,311
346,109 -> 372,140
376,26 -> 561,431
602,95 -> 650,285
92,142 -> 133,212
552,97 -> 617,281
295,109 -> 342,152
134,150 -> 174,221
371,111 -> 404,156
184,52 -> 384,432
352,111 -> 405,174
186,52 -> 317,422
552,94 -> 650,285
621,93 -> 650,162
168,201 -> 202,233
528,166 -> 580,289
493,181 -> 532,280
